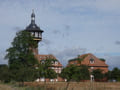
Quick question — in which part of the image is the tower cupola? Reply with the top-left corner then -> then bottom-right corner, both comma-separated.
25,10 -> 44,42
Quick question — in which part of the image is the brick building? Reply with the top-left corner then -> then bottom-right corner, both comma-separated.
37,54 -> 63,74
68,53 -> 108,73
36,54 -> 64,82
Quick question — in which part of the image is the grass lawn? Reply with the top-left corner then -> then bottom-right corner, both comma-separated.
0,82 -> 120,90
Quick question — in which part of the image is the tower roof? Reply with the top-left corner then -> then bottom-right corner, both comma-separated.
26,10 -> 44,32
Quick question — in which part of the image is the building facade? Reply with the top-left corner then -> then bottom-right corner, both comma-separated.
36,54 -> 64,82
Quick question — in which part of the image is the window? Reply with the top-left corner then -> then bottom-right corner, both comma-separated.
90,58 -> 94,64
35,67 -> 38,69
39,33 -> 42,38
59,67 -> 61,69
55,70 -> 58,73
35,32 -> 38,37
55,67 -> 57,69
31,32 -> 34,36
51,61 -> 54,64
59,70 -> 61,73
41,60 -> 45,64
51,67 -> 54,69
91,67 -> 94,69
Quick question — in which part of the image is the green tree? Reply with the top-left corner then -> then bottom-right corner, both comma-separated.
92,69 -> 104,81
79,65 -> 90,80
60,65 -> 78,82
111,67 -> 120,81
104,70 -> 112,81
60,65 -> 89,89
5,30 -> 38,84
61,65 -> 89,82
0,64 -> 11,83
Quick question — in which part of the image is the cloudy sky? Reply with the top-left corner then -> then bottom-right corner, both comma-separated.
0,0 -> 120,70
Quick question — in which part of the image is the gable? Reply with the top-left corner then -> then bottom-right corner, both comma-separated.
80,53 -> 108,67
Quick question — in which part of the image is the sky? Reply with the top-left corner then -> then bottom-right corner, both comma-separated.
0,0 -> 120,70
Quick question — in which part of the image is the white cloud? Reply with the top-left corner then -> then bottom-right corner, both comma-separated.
96,53 -> 120,70
107,56 -> 120,70
0,0 -> 120,69
54,47 -> 87,66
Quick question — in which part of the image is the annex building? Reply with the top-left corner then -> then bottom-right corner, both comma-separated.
68,53 -> 108,73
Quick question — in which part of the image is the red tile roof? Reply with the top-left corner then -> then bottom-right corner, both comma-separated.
37,54 -> 62,67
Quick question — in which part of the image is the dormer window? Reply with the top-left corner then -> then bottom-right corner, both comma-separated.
90,58 -> 94,64
55,61 -> 58,65
41,60 -> 45,64
51,61 -> 54,64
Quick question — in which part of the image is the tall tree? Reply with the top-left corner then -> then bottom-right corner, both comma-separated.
5,30 -> 38,83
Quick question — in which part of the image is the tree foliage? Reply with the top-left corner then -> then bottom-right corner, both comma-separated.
5,30 -> 38,82
106,67 -> 120,81
111,67 -> 120,81
37,58 -> 57,80
5,30 -> 38,66
99,58 -> 106,62
0,65 -> 11,83
92,69 -> 104,80
60,65 -> 90,82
